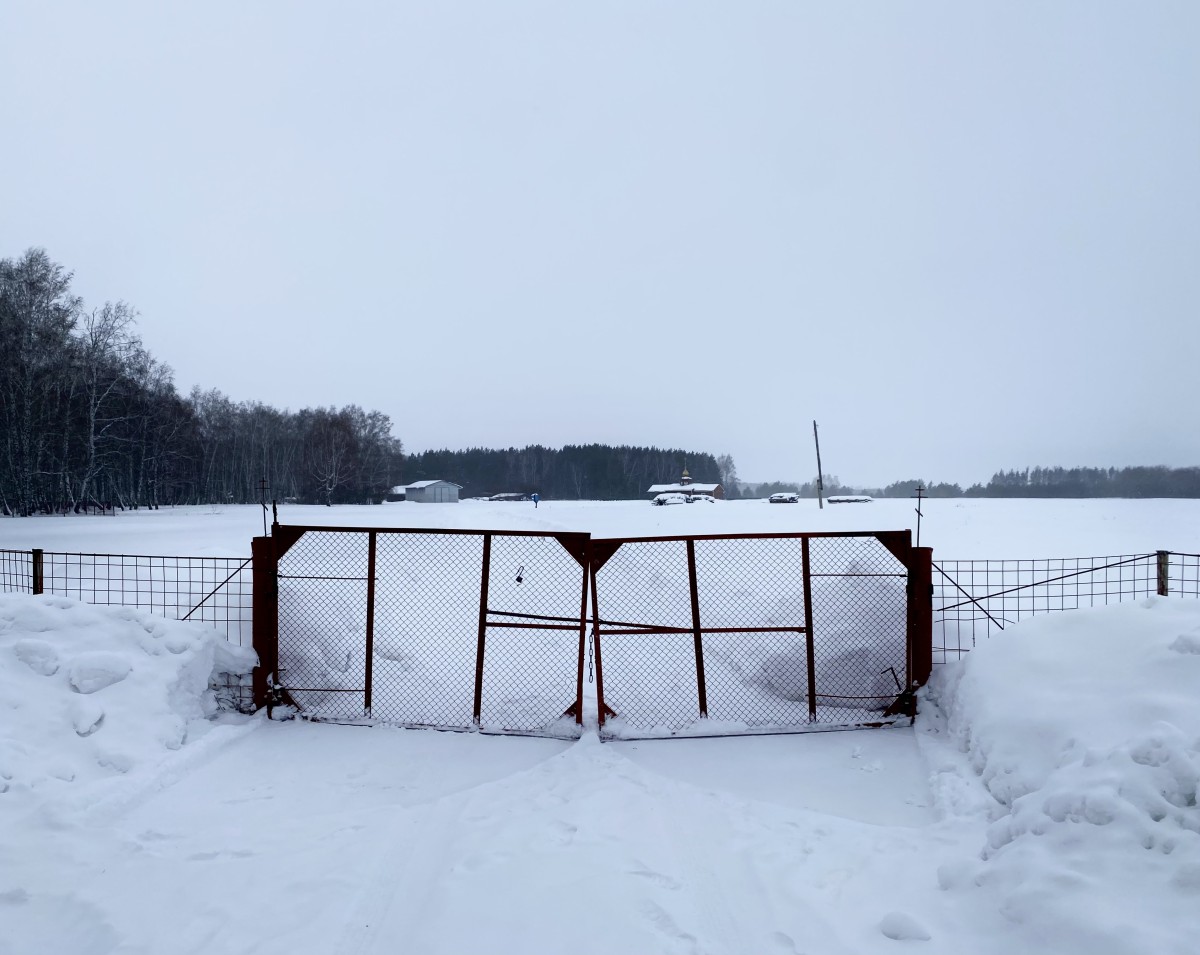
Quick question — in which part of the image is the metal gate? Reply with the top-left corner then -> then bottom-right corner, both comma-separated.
589,531 -> 922,738
261,526 -> 590,736
252,525 -> 931,739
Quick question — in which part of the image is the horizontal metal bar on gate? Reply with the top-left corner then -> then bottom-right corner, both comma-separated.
809,572 -> 907,578
598,625 -> 807,636
937,553 -> 1155,612
593,613 -> 807,633
488,610 -> 587,625
272,525 -> 589,539
486,621 -> 581,631
591,530 -> 906,545
276,574 -> 370,581
278,687 -> 366,693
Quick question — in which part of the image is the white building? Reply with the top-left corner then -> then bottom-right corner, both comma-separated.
403,480 -> 462,504
647,466 -> 724,500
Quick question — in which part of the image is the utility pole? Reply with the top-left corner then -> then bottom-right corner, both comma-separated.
813,421 -> 824,510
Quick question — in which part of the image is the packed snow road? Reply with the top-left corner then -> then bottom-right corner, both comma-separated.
6,719 -> 961,955
6,590 -> 1200,953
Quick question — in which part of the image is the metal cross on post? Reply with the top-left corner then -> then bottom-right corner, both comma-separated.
258,477 -> 270,537
912,485 -> 926,547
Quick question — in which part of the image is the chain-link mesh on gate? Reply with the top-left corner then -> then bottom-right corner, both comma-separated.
591,532 -> 911,739
807,536 -> 909,722
276,530 -> 370,720
273,526 -> 588,736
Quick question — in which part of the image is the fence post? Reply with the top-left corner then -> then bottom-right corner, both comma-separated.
31,549 -> 43,595
251,535 -> 279,711
908,546 -> 934,687
1157,551 -> 1170,596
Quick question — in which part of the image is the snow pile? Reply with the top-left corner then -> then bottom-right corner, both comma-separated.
0,594 -> 256,799
922,598 -> 1200,951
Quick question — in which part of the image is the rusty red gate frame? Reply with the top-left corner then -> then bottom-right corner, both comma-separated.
254,525 -> 591,734
252,524 -> 933,738
587,530 -> 932,736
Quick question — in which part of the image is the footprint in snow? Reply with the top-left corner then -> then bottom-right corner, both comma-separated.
879,911 -> 932,941
629,865 -> 682,891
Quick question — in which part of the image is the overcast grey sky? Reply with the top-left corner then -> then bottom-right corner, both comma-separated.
3,2 -> 1198,486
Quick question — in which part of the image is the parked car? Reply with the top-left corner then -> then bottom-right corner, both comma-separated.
768,492 -> 799,503
687,494 -> 716,504
652,493 -> 688,506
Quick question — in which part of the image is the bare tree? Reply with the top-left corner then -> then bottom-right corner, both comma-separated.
72,302 -> 141,507
0,249 -> 81,514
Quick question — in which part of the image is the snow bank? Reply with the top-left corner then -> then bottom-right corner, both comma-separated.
921,599 -> 1200,952
0,595 -> 256,799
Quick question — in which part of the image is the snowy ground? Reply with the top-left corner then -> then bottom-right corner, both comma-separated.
2,500 -> 1199,953
3,496 -> 1199,559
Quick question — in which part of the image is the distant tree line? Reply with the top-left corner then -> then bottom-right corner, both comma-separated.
407,446 -> 728,500
960,466 -> 1200,498
740,467 -> 1200,500
6,249 -> 1198,514
0,249 -> 403,514
764,468 -> 1200,500
0,249 -> 731,514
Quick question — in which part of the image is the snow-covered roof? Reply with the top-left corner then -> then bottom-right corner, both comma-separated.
647,483 -> 721,493
405,480 -> 463,489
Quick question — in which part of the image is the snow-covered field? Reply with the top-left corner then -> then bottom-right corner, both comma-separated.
3,496 -> 1200,557
2,499 -> 1199,953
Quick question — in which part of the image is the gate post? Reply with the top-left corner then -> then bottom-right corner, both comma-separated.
908,546 -> 934,687
31,549 -> 43,595
251,535 -> 279,711
1157,551 -> 1169,596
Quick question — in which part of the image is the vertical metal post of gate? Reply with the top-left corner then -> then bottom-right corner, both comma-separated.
31,549 -> 44,595
251,535 -> 279,710
472,533 -> 492,725
364,531 -> 377,717
801,537 -> 817,720
907,546 -> 934,687
685,539 -> 709,718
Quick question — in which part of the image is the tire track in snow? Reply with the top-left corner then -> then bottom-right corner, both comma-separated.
332,734 -> 896,955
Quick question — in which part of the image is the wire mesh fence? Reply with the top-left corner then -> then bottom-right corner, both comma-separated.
0,548 -> 253,644
0,547 -> 255,711
40,551 -> 254,645
591,532 -> 912,739
273,527 -> 587,735
1167,552 -> 1200,598
0,549 -> 34,593
930,551 -> 1200,661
